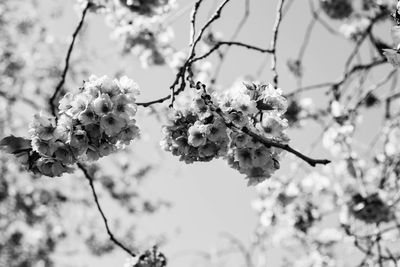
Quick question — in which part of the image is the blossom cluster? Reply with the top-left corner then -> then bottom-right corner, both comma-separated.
251,171 -> 346,266
118,0 -> 176,16
161,81 -> 289,185
320,0 -> 353,20
336,0 -> 396,40
28,75 -> 140,177
160,92 -> 229,164
220,82 -> 289,185
124,247 -> 167,267
101,0 -> 176,68
348,193 -> 393,224
110,16 -> 174,68
251,149 -> 400,265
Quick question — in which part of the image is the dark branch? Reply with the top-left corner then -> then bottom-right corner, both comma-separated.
240,126 -> 331,167
190,41 -> 272,63
49,2 -> 91,117
78,163 -> 137,258
270,0 -> 285,87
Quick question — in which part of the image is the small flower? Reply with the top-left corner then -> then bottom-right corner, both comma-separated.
230,132 -> 251,148
207,118 -> 227,142
58,92 -> 74,113
93,93 -> 113,115
31,137 -> 56,156
252,146 -> 272,167
69,130 -> 89,156
235,148 -> 254,169
116,76 -> 140,97
100,113 -> 126,136
257,114 -> 289,141
117,124 -> 140,145
191,96 -> 208,114
188,123 -> 207,147
85,146 -> 100,161
78,105 -> 97,125
99,76 -> 120,97
257,83 -> 287,113
113,94 -> 137,120
29,114 -> 57,141
36,158 -> 71,177
85,123 -> 102,141
70,93 -> 92,117
54,143 -> 75,164
198,142 -> 218,158
99,142 -> 115,157
227,111 -> 248,128
232,94 -> 257,115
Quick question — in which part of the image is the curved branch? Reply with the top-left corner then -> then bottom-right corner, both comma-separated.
78,163 -> 137,258
49,2 -> 92,117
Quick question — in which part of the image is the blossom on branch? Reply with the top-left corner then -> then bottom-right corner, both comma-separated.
1,75 -> 140,177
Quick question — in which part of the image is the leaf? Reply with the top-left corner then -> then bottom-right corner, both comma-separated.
0,135 -> 32,154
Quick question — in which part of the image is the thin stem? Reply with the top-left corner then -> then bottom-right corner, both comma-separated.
270,0 -> 285,87
78,163 -> 137,258
49,2 -> 91,117
240,126 -> 330,167
190,41 -> 272,63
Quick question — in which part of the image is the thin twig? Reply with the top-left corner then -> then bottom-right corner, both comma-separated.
190,41 -> 272,63
270,0 -> 285,87
190,0 -> 203,47
309,0 -> 338,35
49,2 -> 91,117
240,126 -> 331,167
297,8 -> 317,62
211,0 -> 250,83
78,163 -> 137,258
285,82 -> 336,97
190,0 -> 232,55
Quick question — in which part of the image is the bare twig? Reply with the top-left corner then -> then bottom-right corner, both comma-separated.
190,41 -> 272,63
270,0 -> 285,87
189,0 -> 203,47
78,163 -> 137,258
309,0 -> 338,35
211,0 -> 250,83
49,2 -> 91,117
285,82 -> 336,97
190,0 -> 232,54
220,232 -> 254,267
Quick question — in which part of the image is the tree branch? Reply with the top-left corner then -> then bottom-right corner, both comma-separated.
240,126 -> 331,167
190,41 -> 272,64
78,163 -> 137,258
49,2 -> 91,117
270,0 -> 285,87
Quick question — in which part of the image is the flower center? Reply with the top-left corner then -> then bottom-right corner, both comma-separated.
102,105 -> 110,113
107,117 -> 115,125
